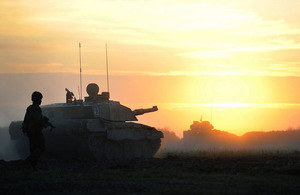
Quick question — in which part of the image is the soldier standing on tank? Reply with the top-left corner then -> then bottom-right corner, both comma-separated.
22,91 -> 52,170
65,88 -> 75,104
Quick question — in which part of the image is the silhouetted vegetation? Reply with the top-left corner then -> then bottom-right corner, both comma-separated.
160,120 -> 300,152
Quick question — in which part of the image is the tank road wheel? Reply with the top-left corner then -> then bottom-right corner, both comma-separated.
88,134 -> 162,161
88,134 -> 124,161
134,140 -> 143,158
88,134 -> 106,161
121,139 -> 161,159
122,140 -> 142,159
104,139 -> 122,160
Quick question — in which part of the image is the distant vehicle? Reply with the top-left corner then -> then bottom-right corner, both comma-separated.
182,120 -> 214,141
9,83 -> 163,161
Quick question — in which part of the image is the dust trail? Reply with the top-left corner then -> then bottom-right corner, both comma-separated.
159,126 -> 300,154
0,127 -> 20,160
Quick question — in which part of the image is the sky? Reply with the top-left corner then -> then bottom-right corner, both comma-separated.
1,0 -> 300,136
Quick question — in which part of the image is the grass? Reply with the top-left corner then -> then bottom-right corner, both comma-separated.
1,150 -> 300,194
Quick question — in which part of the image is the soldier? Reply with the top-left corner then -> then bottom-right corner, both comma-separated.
22,91 -> 53,170
65,88 -> 75,104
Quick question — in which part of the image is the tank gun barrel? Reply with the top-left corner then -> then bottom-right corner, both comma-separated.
133,106 -> 158,116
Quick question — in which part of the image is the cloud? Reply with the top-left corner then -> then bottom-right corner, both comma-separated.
1,0 -> 300,78
0,63 -> 65,74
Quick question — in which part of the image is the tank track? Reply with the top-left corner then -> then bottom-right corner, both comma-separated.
88,122 -> 161,160
88,134 -> 161,161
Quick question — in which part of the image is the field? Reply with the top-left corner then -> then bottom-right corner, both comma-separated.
1,150 -> 300,194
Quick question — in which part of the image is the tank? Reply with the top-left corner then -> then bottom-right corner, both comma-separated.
9,83 -> 163,161
183,120 -> 214,140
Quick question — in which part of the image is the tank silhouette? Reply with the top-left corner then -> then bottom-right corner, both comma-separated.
182,120 -> 214,141
9,83 -> 163,161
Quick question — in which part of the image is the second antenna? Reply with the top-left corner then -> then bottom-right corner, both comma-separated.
106,44 -> 110,93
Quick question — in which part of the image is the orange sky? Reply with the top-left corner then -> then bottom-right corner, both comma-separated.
1,1 -> 300,136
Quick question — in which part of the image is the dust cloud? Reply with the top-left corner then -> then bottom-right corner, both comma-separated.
0,73 -> 81,160
159,121 -> 300,154
0,127 -> 20,160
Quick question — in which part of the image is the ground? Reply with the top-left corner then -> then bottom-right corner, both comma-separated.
1,151 -> 300,194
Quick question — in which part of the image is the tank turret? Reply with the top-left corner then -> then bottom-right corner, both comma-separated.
183,120 -> 214,141
85,83 -> 110,102
9,83 -> 163,161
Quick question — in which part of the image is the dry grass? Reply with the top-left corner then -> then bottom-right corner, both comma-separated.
1,150 -> 300,194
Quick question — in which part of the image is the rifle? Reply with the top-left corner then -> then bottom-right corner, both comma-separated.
47,121 -> 55,131
44,116 -> 55,131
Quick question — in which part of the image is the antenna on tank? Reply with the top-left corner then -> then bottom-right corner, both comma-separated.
78,86 -> 80,99
79,42 -> 83,100
106,43 -> 110,93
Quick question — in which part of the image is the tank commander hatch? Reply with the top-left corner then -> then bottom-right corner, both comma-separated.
65,88 -> 76,104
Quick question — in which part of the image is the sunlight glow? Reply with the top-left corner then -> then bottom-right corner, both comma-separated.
203,102 -> 250,108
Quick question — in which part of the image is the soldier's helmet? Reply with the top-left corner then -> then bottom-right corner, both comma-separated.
31,91 -> 43,102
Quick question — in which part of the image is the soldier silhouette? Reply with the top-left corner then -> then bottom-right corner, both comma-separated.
65,88 -> 75,104
22,91 -> 53,170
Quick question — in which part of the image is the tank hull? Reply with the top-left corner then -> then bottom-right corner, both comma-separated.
9,119 -> 163,161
